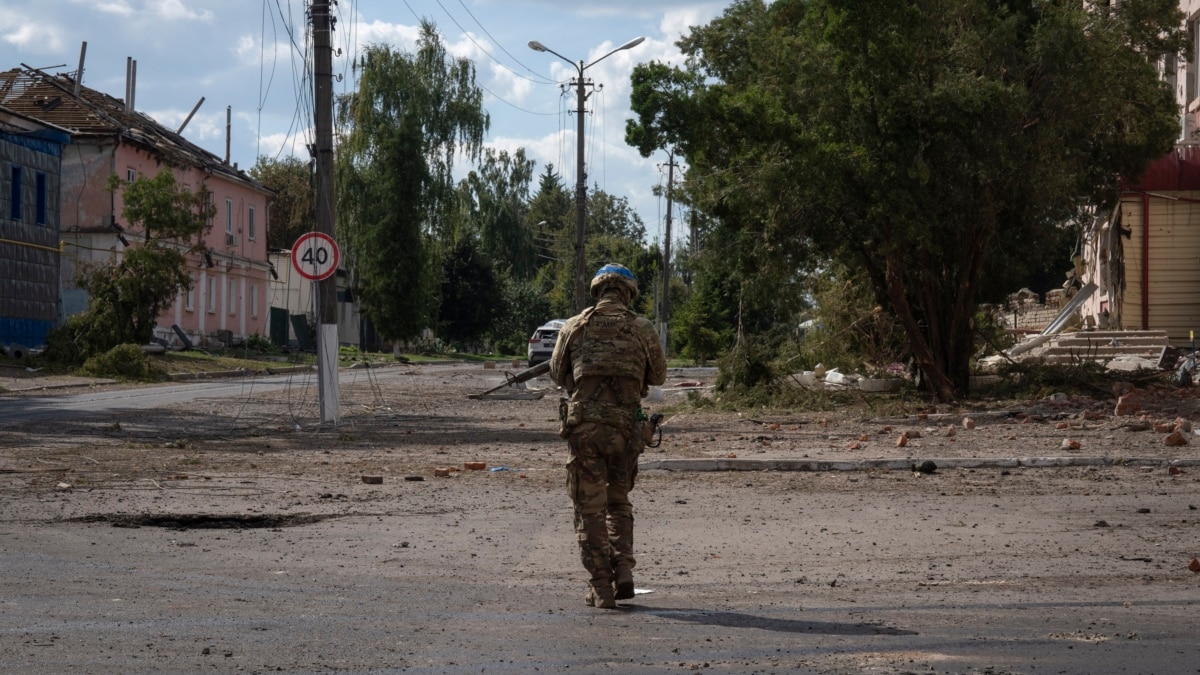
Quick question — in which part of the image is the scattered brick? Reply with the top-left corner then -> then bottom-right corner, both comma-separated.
1114,395 -> 1140,417
1164,431 -> 1188,447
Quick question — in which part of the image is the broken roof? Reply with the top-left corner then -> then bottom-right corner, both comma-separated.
0,67 -> 268,194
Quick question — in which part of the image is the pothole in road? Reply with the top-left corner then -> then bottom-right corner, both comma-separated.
70,513 -> 338,529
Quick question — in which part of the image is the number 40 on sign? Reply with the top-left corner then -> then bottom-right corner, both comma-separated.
291,232 -> 340,281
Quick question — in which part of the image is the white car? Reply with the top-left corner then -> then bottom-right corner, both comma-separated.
527,319 -> 566,367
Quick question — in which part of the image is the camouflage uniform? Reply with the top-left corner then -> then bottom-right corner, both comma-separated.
550,273 -> 667,608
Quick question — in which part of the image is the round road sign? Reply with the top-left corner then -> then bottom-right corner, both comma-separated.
291,232 -> 340,281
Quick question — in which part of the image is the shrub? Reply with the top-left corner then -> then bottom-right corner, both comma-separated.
79,344 -> 165,381
44,314 -> 97,366
244,333 -> 275,352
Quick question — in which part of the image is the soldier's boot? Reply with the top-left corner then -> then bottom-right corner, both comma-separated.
613,565 -> 635,600
585,582 -> 617,609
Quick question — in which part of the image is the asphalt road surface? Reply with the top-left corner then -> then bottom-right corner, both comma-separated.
2,363 -> 1198,673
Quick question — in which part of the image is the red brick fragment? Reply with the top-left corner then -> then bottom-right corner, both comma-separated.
1164,431 -> 1188,447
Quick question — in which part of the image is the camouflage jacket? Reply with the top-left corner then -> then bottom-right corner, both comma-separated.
550,297 -> 667,428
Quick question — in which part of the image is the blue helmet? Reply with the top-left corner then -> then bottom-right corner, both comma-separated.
590,263 -> 638,300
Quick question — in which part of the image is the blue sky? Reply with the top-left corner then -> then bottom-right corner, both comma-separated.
0,0 -> 726,247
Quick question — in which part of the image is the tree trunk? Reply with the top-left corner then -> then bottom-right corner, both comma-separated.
883,250 -> 957,402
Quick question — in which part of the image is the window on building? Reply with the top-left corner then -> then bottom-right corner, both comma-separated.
9,166 -> 21,220
35,172 -> 46,225
127,168 -> 137,182
229,278 -> 238,316
207,276 -> 216,313
249,283 -> 258,317
185,273 -> 195,312
248,206 -> 256,240
225,198 -> 233,234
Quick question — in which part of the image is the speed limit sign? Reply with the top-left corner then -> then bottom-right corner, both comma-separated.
291,232 -> 340,281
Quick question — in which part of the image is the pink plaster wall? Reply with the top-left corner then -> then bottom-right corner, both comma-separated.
60,141 -> 271,345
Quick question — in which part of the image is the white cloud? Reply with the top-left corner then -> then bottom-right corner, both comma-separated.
660,4 -> 723,41
354,19 -> 421,51
0,9 -> 66,53
255,128 -> 312,163
149,0 -> 213,22
483,60 -> 537,108
91,1 -> 135,16
234,35 -> 257,63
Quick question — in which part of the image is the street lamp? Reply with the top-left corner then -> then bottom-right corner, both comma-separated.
528,36 -> 645,312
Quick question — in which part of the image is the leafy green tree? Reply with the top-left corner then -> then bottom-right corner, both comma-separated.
626,59 -> 702,161
336,20 -> 489,342
628,0 -> 1185,400
587,186 -> 646,242
526,165 -> 572,246
47,171 -> 212,363
527,170 -> 653,318
487,274 -> 553,356
456,148 -> 537,279
249,155 -> 313,249
437,238 -> 502,349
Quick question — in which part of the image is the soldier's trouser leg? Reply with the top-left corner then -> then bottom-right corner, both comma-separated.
566,425 -> 614,604
607,449 -> 636,572
608,429 -> 638,599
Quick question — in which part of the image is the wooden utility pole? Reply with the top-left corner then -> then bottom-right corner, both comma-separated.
311,1 -> 339,423
659,153 -> 678,356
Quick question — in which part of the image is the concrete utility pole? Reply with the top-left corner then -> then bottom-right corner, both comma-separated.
660,153 -> 678,356
528,37 -> 645,312
571,72 -> 588,312
311,1 -> 339,424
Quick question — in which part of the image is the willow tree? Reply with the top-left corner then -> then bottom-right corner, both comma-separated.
336,21 -> 489,342
628,0 -> 1185,400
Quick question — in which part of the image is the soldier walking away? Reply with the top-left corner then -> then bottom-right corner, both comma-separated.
550,263 -> 667,609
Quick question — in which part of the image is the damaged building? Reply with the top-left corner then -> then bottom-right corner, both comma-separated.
0,64 -> 272,349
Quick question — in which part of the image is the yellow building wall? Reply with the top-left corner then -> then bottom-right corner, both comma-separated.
1120,193 -> 1200,344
